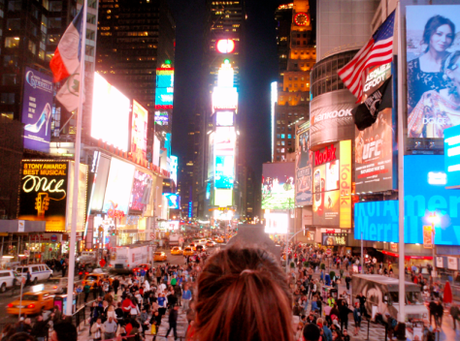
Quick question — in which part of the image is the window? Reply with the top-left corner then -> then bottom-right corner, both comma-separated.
28,40 -> 36,54
281,134 -> 285,139
276,134 -> 280,139
42,0 -> 49,11
281,141 -> 285,146
3,55 -> 18,67
49,1 -> 62,12
288,134 -> 292,139
5,37 -> 20,48
0,93 -> 15,104
1,112 -> 14,119
8,1 -> 21,12
38,49 -> 45,60
47,34 -> 60,44
32,266 -> 39,272
31,5 -> 39,19
6,18 -> 20,31
48,17 -> 61,29
281,148 -> 285,153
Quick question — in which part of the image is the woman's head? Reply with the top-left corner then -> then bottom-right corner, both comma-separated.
423,15 -> 455,53
194,247 -> 293,341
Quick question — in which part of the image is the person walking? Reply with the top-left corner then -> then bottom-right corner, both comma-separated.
165,305 -> 179,340
103,316 -> 117,340
435,299 -> 444,330
90,317 -> 104,341
450,302 -> 459,331
353,302 -> 362,336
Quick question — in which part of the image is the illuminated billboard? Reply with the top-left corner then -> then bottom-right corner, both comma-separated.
163,193 -> 180,209
155,66 -> 174,109
261,162 -> 295,210
103,158 -> 135,215
129,169 -> 152,214
91,73 -> 130,151
264,212 -> 288,234
19,161 -> 68,232
406,5 -> 460,141
312,140 -> 352,228
170,155 -> 178,185
216,39 -> 235,54
131,100 -> 148,161
21,67 -> 54,152
355,155 -> 460,245
214,127 -> 235,190
215,189 -> 232,207
295,121 -> 312,206
154,111 -> 169,125
212,60 -> 238,113
216,111 -> 234,126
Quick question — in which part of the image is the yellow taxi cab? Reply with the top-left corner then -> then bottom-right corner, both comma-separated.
205,240 -> 216,248
170,247 -> 183,255
7,289 -> 54,315
82,273 -> 113,287
215,237 -> 224,243
154,252 -> 167,262
183,247 -> 194,256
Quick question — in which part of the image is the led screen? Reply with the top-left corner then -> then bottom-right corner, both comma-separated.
444,125 -> 460,189
154,111 -> 169,125
215,189 -> 232,207
406,5 -> 460,140
129,169 -> 152,213
261,162 -> 295,210
214,127 -> 235,190
103,158 -> 135,214
355,155 -> 460,245
155,68 -> 174,108
163,193 -> 180,209
264,213 -> 288,234
215,155 -> 234,189
170,155 -> 178,185
91,73 -> 130,151
295,122 -> 312,206
131,100 -> 148,161
212,87 -> 238,112
155,88 -> 174,107
216,111 -> 234,126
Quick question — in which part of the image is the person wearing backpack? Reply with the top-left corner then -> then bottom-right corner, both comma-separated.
353,302 -> 362,336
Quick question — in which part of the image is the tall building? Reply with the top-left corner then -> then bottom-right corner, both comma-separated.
272,0 -> 316,163
96,0 -> 175,160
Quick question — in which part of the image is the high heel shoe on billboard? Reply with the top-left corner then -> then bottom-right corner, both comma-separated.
24,103 -> 52,135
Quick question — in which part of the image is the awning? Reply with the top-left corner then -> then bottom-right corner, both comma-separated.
379,250 -> 433,260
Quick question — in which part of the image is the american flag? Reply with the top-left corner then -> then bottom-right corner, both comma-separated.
338,10 -> 395,103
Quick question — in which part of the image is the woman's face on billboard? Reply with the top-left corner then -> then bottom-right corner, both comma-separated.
430,25 -> 454,53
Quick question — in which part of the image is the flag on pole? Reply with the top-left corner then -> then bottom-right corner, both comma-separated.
49,7 -> 84,83
338,10 -> 395,103
56,67 -> 83,112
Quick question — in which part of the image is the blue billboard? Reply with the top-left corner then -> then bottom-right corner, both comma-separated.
21,67 -> 54,152
444,125 -> 460,189
215,155 -> 234,189
164,193 -> 180,209
355,155 -> 460,245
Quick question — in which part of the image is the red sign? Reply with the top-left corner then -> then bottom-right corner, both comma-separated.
326,249 -> 332,256
99,259 -> 106,267
315,145 -> 337,166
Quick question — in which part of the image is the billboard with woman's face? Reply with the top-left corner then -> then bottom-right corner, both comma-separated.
406,5 -> 460,140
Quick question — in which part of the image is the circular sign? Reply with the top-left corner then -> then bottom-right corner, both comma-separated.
99,259 -> 106,267
216,39 -> 235,54
326,249 -> 332,256
294,12 -> 310,26
50,235 -> 57,242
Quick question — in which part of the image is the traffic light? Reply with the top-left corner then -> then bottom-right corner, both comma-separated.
35,196 -> 41,210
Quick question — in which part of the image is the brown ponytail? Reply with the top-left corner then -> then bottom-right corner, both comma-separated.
194,247 -> 293,341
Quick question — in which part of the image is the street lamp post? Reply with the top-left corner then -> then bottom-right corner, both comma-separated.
427,213 -> 439,281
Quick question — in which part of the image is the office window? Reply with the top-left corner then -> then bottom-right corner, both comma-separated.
28,40 -> 36,54
2,74 -> 18,86
288,134 -> 292,139
5,37 -> 20,48
38,49 -> 45,60
3,55 -> 18,67
281,141 -> 285,146
276,134 -> 280,139
0,93 -> 15,104
6,18 -> 21,31
281,134 -> 285,139
281,148 -> 285,153
48,17 -> 61,29
47,34 -> 60,44
49,1 -> 62,12
8,1 -> 22,12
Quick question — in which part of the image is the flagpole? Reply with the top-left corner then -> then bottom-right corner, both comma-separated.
66,0 -> 87,317
396,1 -> 406,324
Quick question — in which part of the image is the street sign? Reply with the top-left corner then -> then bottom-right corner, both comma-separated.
326,249 -> 332,256
150,233 -> 155,239
99,259 -> 106,267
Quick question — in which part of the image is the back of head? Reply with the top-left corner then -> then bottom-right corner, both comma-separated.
53,322 -> 77,341
195,247 -> 293,341
303,323 -> 321,341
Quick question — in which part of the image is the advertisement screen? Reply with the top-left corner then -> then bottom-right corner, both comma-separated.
215,189 -> 232,207
155,68 -> 174,109
444,125 -> 460,188
216,111 -> 234,126
264,213 -> 288,234
355,108 -> 394,193
19,161 -> 68,231
90,154 -> 111,212
312,141 -> 352,228
91,73 -> 130,151
355,155 -> 460,245
66,162 -> 88,232
406,5 -> 460,139
103,158 -> 135,214
129,169 -> 152,214
131,100 -> 148,161
262,162 -> 295,210
322,233 -> 347,246
154,111 -> 169,125
310,90 -> 356,148
170,155 -> 178,185
215,155 -> 234,189
21,67 -> 54,152
214,127 -> 236,154
155,88 -> 174,107
295,122 -> 312,206
212,87 -> 238,112
163,193 -> 180,209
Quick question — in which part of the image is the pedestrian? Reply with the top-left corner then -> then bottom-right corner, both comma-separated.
84,282 -> 91,303
31,314 -> 52,341
50,322 -> 77,341
90,317 -> 104,341
165,305 -> 179,340
450,302 -> 459,330
353,302 -> 362,336
428,299 -> 437,326
103,316 -> 117,340
435,299 -> 444,329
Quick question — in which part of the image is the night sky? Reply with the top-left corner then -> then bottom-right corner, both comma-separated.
167,0 -> 315,186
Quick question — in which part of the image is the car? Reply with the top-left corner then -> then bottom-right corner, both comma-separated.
45,278 -> 83,294
7,290 -> 55,315
183,247 -> 194,256
132,264 -> 150,274
197,239 -> 207,246
194,245 -> 206,252
154,252 -> 167,262
215,237 -> 224,243
205,241 -> 216,248
77,251 -> 97,264
189,243 -> 197,249
170,247 -> 183,255
82,273 -> 113,287
15,264 -> 53,284
0,270 -> 21,293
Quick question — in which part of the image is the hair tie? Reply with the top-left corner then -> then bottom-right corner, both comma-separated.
240,269 -> 257,276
